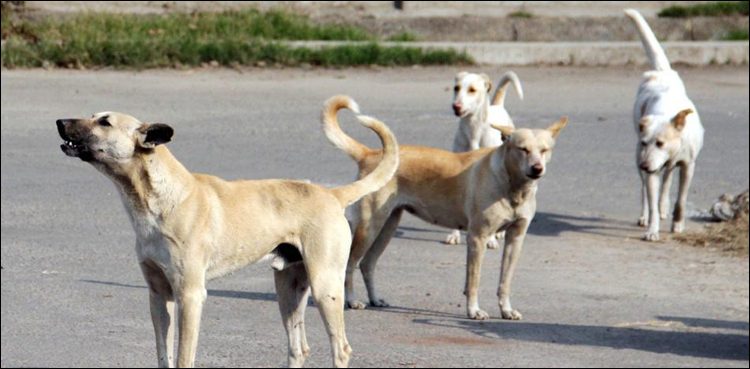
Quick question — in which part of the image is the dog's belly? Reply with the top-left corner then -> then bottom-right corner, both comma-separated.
403,203 -> 468,230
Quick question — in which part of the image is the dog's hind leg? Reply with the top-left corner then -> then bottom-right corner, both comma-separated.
672,161 -> 695,233
345,197 -> 396,310
361,208 -> 404,308
659,167 -> 674,220
305,224 -> 352,368
274,262 -> 311,368
140,261 -> 175,368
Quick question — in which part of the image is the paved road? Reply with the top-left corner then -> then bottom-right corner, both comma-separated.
2,66 -> 748,367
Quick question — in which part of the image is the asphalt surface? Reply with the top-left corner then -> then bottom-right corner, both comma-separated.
1,66 -> 748,367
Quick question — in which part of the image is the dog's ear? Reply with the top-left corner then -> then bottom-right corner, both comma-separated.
639,116 -> 652,133
490,123 -> 514,142
137,123 -> 174,148
547,117 -> 568,139
671,109 -> 693,131
480,73 -> 492,92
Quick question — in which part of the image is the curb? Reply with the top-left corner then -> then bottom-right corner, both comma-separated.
287,41 -> 750,66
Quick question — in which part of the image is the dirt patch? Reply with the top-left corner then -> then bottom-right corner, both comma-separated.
674,213 -> 749,256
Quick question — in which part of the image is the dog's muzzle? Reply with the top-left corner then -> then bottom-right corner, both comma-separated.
57,119 -> 93,161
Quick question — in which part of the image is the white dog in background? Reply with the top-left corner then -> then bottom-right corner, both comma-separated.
625,9 -> 705,241
446,71 -> 524,247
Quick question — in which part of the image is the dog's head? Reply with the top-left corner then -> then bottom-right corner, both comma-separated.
56,112 -> 173,166
452,71 -> 492,118
491,117 -> 568,180
637,109 -> 692,173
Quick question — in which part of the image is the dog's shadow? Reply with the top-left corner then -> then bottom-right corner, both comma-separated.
393,212 -> 639,242
80,279 -> 279,302
412,315 -> 749,361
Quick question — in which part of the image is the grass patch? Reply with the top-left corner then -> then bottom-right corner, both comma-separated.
674,213 -> 749,256
386,32 -> 419,42
658,1 -> 749,17
720,28 -> 749,40
508,10 -> 534,18
1,8 -> 472,68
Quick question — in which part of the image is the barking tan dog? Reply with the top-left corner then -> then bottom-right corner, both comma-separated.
625,9 -> 705,241
324,95 -> 567,320
56,105 -> 398,367
447,71 -> 524,248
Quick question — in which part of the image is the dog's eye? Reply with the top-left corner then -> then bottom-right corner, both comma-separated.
454,86 -> 460,92
641,140 -> 648,146
99,119 -> 111,127
540,148 -> 548,154
468,87 -> 476,94
518,147 -> 529,154
656,140 -> 664,148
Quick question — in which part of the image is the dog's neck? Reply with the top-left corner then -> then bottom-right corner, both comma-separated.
491,146 -> 538,206
461,98 -> 490,130
98,146 -> 194,218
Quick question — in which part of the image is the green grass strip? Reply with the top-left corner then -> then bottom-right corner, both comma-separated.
1,9 -> 472,68
658,1 -> 749,17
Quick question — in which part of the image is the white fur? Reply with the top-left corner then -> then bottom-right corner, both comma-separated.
626,9 -> 705,241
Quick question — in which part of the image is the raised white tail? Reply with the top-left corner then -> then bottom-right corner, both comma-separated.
491,71 -> 524,107
624,8 -> 672,71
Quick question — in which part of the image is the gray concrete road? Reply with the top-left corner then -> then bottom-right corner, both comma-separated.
2,66 -> 748,367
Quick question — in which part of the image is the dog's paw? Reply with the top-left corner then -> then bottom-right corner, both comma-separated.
369,299 -> 390,308
468,308 -> 490,320
642,231 -> 660,242
501,309 -> 523,320
346,300 -> 368,310
486,238 -> 500,249
671,220 -> 685,233
637,216 -> 648,227
444,231 -> 461,245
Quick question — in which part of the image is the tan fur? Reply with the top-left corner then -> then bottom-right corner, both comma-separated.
56,106 -> 399,368
323,103 -> 567,320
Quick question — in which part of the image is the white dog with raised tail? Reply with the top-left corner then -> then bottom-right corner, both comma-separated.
625,8 -> 704,241
447,71 -> 524,247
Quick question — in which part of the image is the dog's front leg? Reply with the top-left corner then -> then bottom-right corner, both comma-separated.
140,262 -> 176,368
497,219 -> 529,320
638,170 -> 649,226
464,233 -> 491,320
659,167 -> 674,220
672,161 -> 695,233
643,172 -> 661,241
175,267 -> 207,368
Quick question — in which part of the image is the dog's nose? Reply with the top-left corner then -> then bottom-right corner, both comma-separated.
639,163 -> 649,171
530,164 -> 543,175
452,103 -> 462,115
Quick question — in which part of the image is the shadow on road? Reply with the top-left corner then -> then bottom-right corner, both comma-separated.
80,279 -> 278,302
413,317 -> 749,361
393,211 -> 639,242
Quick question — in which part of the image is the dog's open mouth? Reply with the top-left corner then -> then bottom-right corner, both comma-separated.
526,173 -> 543,180
60,138 -> 93,161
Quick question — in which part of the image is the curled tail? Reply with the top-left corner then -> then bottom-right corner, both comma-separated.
491,71 -> 524,107
322,95 -> 399,207
624,8 -> 671,71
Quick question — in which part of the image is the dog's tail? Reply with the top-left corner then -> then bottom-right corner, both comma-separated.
491,71 -> 524,107
323,95 -> 399,207
624,8 -> 671,71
